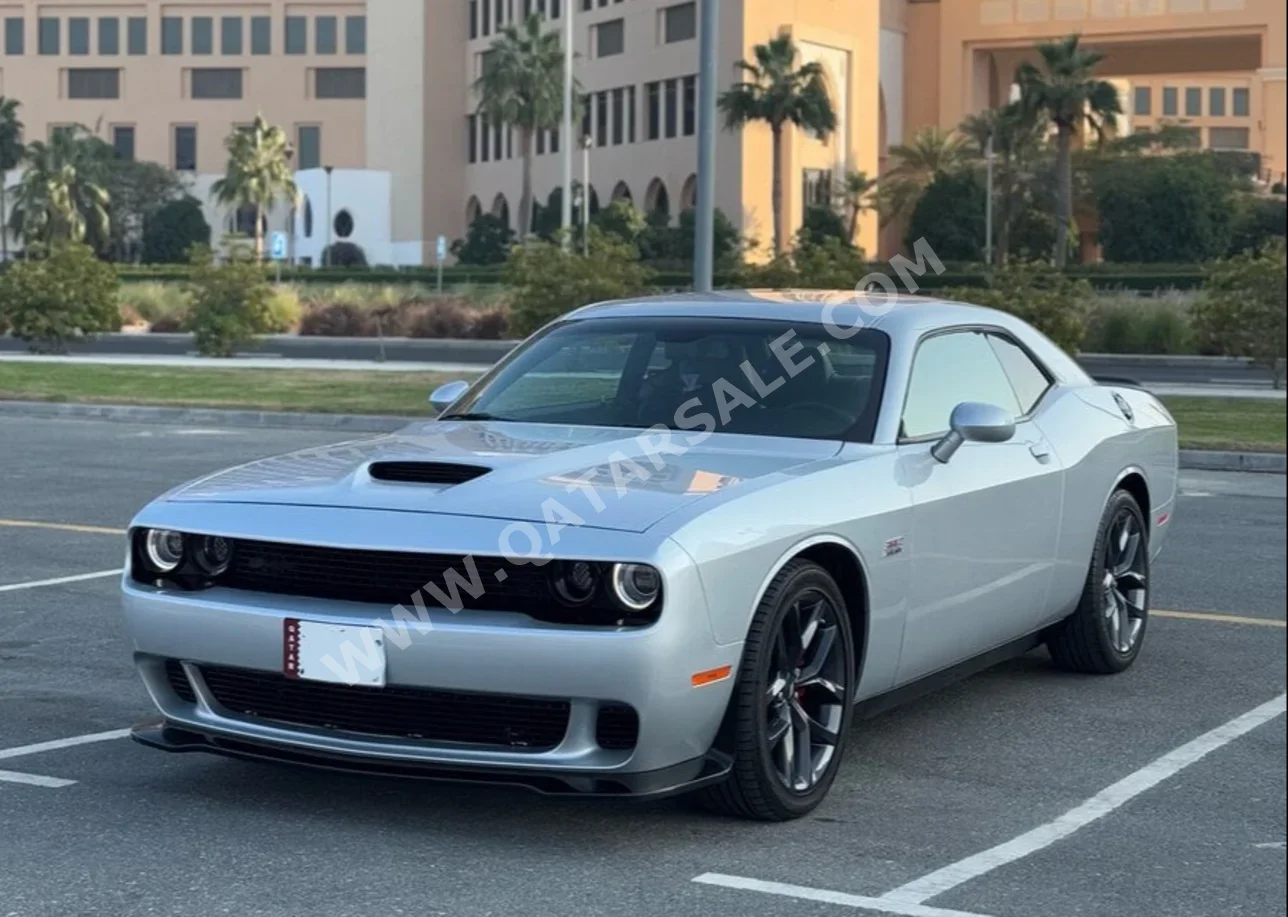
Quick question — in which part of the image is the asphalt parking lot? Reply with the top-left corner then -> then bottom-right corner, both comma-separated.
1,415 -> 1284,917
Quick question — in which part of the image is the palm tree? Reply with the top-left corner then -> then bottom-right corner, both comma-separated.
719,35 -> 836,254
960,102 -> 1045,265
877,127 -> 968,227
1016,34 -> 1122,266
8,125 -> 111,252
835,170 -> 877,246
210,115 -> 298,259
0,96 -> 24,262
474,13 -> 569,242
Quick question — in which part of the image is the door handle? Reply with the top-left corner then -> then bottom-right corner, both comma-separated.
1029,441 -> 1052,462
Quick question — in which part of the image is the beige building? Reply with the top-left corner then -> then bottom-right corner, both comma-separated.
2,0 -> 1284,264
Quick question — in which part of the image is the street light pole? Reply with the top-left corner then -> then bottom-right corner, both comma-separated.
693,0 -> 720,292
581,134 -> 592,257
561,2 -> 575,249
323,164 -> 334,268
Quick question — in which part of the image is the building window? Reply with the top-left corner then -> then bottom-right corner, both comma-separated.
664,78 -> 678,139
468,115 -> 478,163
682,75 -> 697,136
1132,86 -> 1151,117
627,86 -> 637,143
345,16 -> 365,54
482,0 -> 491,35
174,126 -> 197,171
495,0 -> 505,28
315,67 -> 365,99
1162,87 -> 1177,117
493,121 -> 503,159
802,168 -> 832,208
1209,127 -> 1250,150
1184,87 -> 1201,117
316,16 -> 338,55
537,129 -> 546,155
297,125 -> 321,169
221,18 -> 242,55
68,18 -> 89,55
161,17 -> 182,55
595,19 -> 624,57
1232,87 -> 1251,117
112,126 -> 135,161
646,81 -> 660,140
581,92 -> 592,140
68,68 -> 121,99
1208,87 -> 1226,117
663,2 -> 696,43
285,16 -> 307,54
480,115 -> 490,162
38,18 -> 59,55
611,87 -> 624,145
4,17 -> 23,55
551,125 -> 560,153
470,1 -> 479,39
250,17 -> 271,55
98,18 -> 120,55
127,17 -> 146,55
191,68 -> 244,99
506,126 -> 513,159
191,17 -> 213,55
596,91 -> 609,147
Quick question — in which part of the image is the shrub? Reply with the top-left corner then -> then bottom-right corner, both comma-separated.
264,285 -> 303,333
471,304 -> 510,340
299,302 -> 378,337
452,213 -> 515,265
0,244 -> 121,353
1094,154 -> 1236,263
403,299 -> 476,339
1191,243 -> 1287,387
639,207 -> 742,267
184,245 -> 277,357
142,196 -> 212,264
322,241 -> 368,268
944,261 -> 1093,354
504,229 -> 654,336
1226,195 -> 1287,256
906,170 -> 986,262
1083,293 -> 1196,355
148,313 -> 187,333
118,281 -> 191,326
796,206 -> 852,250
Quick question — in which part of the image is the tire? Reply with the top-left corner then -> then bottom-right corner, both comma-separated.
1047,489 -> 1150,675
697,560 -> 856,821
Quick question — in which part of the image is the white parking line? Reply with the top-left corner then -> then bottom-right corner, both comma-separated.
0,769 -> 77,788
880,692 -> 1288,906
0,728 -> 132,762
692,875 -> 999,917
0,569 -> 122,593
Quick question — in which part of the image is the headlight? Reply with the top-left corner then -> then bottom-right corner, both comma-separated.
193,535 -> 233,576
550,560 -> 600,606
610,563 -> 661,612
143,529 -> 186,573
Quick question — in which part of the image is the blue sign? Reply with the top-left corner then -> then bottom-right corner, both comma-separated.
270,231 -> 288,261
436,234 -> 448,264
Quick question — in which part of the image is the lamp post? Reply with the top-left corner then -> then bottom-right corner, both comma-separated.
581,134 -> 593,257
285,144 -> 296,269
561,1 -> 575,249
693,0 -> 720,292
323,164 -> 334,267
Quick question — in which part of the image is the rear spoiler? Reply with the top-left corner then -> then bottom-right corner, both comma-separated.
1092,375 -> 1145,389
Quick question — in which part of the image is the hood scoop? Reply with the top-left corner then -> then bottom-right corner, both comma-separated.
367,461 -> 491,486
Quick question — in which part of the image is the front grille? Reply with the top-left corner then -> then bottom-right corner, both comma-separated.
196,664 -> 570,751
596,703 -> 640,751
367,461 -> 491,485
165,659 -> 197,702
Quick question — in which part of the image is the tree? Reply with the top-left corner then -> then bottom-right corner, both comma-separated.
795,205 -> 851,250
8,125 -> 111,253
1192,243 -> 1287,388
185,244 -> 278,357
1016,34 -> 1122,267
0,243 -> 120,352
451,212 -> 516,265
210,115 -> 298,260
835,170 -> 877,245
959,102 -> 1046,265
0,96 -> 24,263
142,196 -> 211,263
104,160 -> 186,262
906,170 -> 987,262
474,13 -> 570,243
877,127 -> 968,227
719,35 -> 836,254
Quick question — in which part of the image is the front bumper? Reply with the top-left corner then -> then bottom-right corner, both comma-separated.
121,535 -> 741,779
132,720 -> 732,798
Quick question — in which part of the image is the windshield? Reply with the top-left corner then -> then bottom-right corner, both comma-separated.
444,316 -> 890,442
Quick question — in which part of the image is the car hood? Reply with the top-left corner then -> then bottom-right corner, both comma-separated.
164,420 -> 844,533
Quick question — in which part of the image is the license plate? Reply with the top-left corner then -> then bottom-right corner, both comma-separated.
284,619 -> 386,687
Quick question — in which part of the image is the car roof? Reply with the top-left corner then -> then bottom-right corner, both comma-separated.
566,290 -> 1016,338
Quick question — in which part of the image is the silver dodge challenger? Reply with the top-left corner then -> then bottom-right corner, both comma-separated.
122,291 -> 1178,820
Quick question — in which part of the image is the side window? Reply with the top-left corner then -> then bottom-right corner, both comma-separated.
902,332 -> 1021,439
987,334 -> 1051,416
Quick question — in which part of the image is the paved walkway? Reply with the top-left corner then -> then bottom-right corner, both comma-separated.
1,353 -> 1283,399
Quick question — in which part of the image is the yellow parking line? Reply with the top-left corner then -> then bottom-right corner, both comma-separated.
1155,609 -> 1286,629
0,519 -> 126,537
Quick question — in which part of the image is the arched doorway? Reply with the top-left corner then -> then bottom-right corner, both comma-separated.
644,178 -> 670,223
465,196 -> 482,225
491,193 -> 510,229
610,181 -> 633,203
679,175 -> 698,213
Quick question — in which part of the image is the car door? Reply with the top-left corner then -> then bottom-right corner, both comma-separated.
893,329 -> 1064,684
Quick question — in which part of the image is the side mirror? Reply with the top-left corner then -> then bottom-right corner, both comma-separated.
429,380 -> 471,414
930,402 -> 1016,464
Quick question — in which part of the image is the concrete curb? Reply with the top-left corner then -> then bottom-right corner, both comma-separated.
4,400 -> 1284,473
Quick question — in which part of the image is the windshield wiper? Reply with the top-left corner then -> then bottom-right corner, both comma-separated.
438,411 -> 510,422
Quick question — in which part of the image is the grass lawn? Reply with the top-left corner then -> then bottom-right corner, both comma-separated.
0,364 -> 1283,453
1161,397 -> 1287,454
